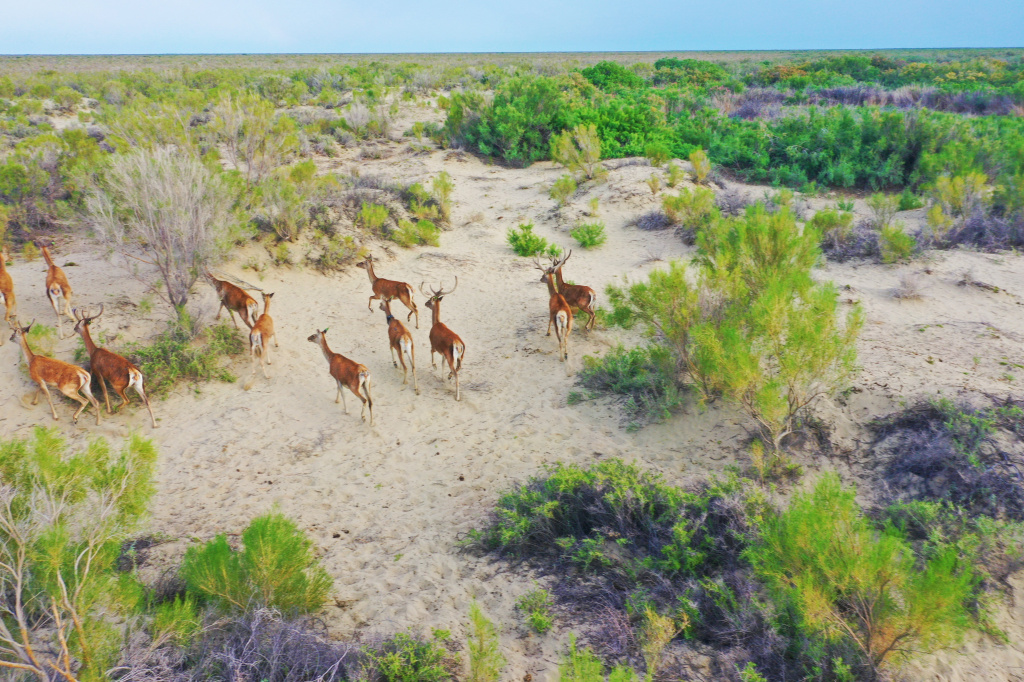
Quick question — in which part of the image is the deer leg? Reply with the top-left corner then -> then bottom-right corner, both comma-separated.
39,383 -> 59,419
407,303 -> 419,330
261,347 -> 269,379
273,333 -> 279,348
454,367 -> 460,402
397,347 -> 408,385
586,308 -> 596,331
430,348 -> 437,370
134,380 -> 157,428
63,293 -> 75,323
337,380 -> 348,413
390,345 -> 398,368
357,376 -> 372,424
215,302 -> 224,320
116,384 -> 131,410
546,315 -> 552,337
367,294 -> 378,312
49,292 -> 64,338
82,382 -> 101,425
409,344 -> 418,394
62,386 -> 90,424
100,376 -> 112,413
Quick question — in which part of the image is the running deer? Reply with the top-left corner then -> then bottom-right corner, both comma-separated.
549,250 -> 596,331
420,279 -> 465,401
9,318 -> 101,425
73,305 -> 157,428
0,247 -> 15,345
37,240 -> 74,338
356,254 -> 419,329
379,298 -> 417,393
535,256 -> 573,363
307,328 -> 373,424
206,269 -> 258,329
249,292 -> 278,380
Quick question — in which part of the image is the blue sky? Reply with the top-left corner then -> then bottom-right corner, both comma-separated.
2,0 -> 1022,54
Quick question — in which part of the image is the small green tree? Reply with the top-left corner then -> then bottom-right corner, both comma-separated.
467,601 -> 505,682
0,428 -> 158,681
432,171 -> 455,222
866,192 -> 898,229
551,124 -> 606,181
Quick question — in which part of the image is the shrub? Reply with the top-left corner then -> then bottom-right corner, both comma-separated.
393,219 -> 441,248
516,588 -> 554,634
662,186 -> 718,239
357,202 -> 390,232
559,635 -> 640,682
551,124 -> 606,181
432,171 -> 455,222
666,162 -> 685,188
644,141 -> 671,167
747,474 -> 980,677
307,235 -> 363,272
579,344 -> 683,427
880,222 -> 916,263
689,148 -> 711,185
550,174 -> 578,207
898,188 -> 925,211
507,222 -> 561,258
467,601 -> 505,682
866,192 -> 898,228
570,221 -> 607,248
808,207 -> 854,251
126,313 -> 245,396
181,509 -> 333,615
0,428 -> 157,681
363,629 -> 457,682
930,172 -> 992,224
644,173 -> 660,195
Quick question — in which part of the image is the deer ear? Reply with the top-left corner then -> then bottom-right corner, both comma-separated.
322,328 -> 329,334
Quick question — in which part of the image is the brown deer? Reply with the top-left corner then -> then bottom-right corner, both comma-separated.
379,298 -> 417,393
206,269 -> 258,329
73,305 -> 157,428
9,318 -> 101,425
548,250 -> 596,331
37,240 -> 74,338
420,279 -> 465,401
249,292 -> 278,380
356,254 -> 419,329
0,247 -> 15,344
307,328 -> 373,424
534,257 -> 573,363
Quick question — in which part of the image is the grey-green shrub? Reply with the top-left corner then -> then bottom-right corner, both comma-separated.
393,219 -> 441,247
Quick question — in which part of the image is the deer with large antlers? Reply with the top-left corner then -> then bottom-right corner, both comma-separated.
206,269 -> 259,329
249,292 -> 278,380
420,279 -> 465,401
36,240 -> 75,338
307,328 -> 373,424
73,305 -> 157,428
9,318 -> 101,425
356,253 -> 419,329
0,247 -> 15,345
534,257 -> 573,363
548,250 -> 596,331
379,298 -> 417,393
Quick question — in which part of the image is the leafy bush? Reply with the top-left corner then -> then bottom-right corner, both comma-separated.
551,123 -> 606,181
431,171 -> 455,222
689,148 -> 711,184
516,588 -> 554,634
506,222 -> 561,257
559,635 -> 640,681
308,235 -> 363,272
362,629 -> 457,682
0,428 -> 157,681
570,221 -> 607,248
550,174 -> 578,206
644,141 -> 671,167
579,344 -> 683,428
126,313 -> 245,396
357,202 -> 390,232
467,601 -> 505,682
644,173 -> 660,195
880,222 -> 917,263
181,509 -> 333,615
866,192 -> 898,228
748,474 -> 980,678
392,219 -> 441,248
898,188 -> 925,211
662,186 -> 718,241
808,207 -> 854,252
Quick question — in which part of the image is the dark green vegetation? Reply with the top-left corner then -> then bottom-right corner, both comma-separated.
470,451 -> 1024,681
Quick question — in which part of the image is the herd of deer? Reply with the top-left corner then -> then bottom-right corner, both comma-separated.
0,242 -> 595,429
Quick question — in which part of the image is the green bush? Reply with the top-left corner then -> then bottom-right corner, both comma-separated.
644,141 -> 671,167
431,171 -> 455,222
898,188 -> 926,211
393,218 -> 441,248
550,174 -> 578,207
467,601 -> 505,682
357,202 -> 390,232
579,344 -> 682,428
181,509 -> 333,615
516,588 -> 554,634
867,192 -> 898,228
747,474 -> 980,677
559,634 -> 640,682
570,221 -> 607,248
551,123 -> 606,181
880,222 -> 916,263
808,207 -> 854,249
666,162 -> 685,188
506,222 -> 561,258
662,186 -> 718,233
689,148 -> 711,184
363,629 -> 457,682
0,428 -> 157,681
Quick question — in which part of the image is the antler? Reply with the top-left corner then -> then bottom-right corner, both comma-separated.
552,249 -> 571,270
419,281 -> 439,297
73,304 -> 104,323
436,277 -> 458,297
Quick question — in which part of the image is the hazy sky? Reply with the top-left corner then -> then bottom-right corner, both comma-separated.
3,0 -> 1022,54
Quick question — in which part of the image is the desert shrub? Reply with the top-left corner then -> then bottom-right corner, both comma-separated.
644,141 -> 671,167
180,509 -> 333,615
898,188 -> 925,211
578,344 -> 683,427
253,175 -> 308,241
507,222 -> 561,257
362,629 -> 457,682
392,219 -> 441,248
357,202 -> 390,233
516,588 -> 554,634
644,173 -> 660,195
930,172 -> 992,224
570,221 -> 607,248
307,235 -> 363,272
0,428 -> 157,681
552,123 -> 606,181
467,601 -> 505,682
808,207 -> 854,253
662,186 -> 718,241
879,222 -> 917,263
431,171 -> 455,222
126,313 -> 245,396
689,148 -> 711,184
559,635 -> 640,681
666,162 -> 685,188
550,174 -> 578,206
866,192 -> 898,228
747,474 -> 981,678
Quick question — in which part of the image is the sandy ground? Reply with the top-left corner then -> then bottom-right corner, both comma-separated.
2,133 -> 1024,680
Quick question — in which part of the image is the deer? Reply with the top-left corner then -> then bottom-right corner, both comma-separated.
36,240 -> 75,339
307,328 -> 373,425
420,279 -> 465,401
9,318 -> 101,425
379,298 -> 417,393
73,305 -> 157,428
356,253 -> 419,329
0,247 -> 15,345
205,269 -> 258,329
535,256 -> 573,363
249,292 -> 278,380
548,250 -> 596,331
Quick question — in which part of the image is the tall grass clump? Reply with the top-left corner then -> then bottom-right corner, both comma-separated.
507,222 -> 561,257
880,222 -> 917,263
570,221 -> 607,248
551,174 -> 578,207
0,428 -> 157,681
181,509 -> 333,615
358,202 -> 390,233
689,148 -> 711,185
432,170 -> 455,222
662,186 -> 718,242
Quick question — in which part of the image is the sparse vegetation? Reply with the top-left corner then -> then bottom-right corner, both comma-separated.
507,222 -> 562,258
551,124 -> 606,181
551,174 -> 578,207
570,221 -> 607,248
516,588 -> 554,634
